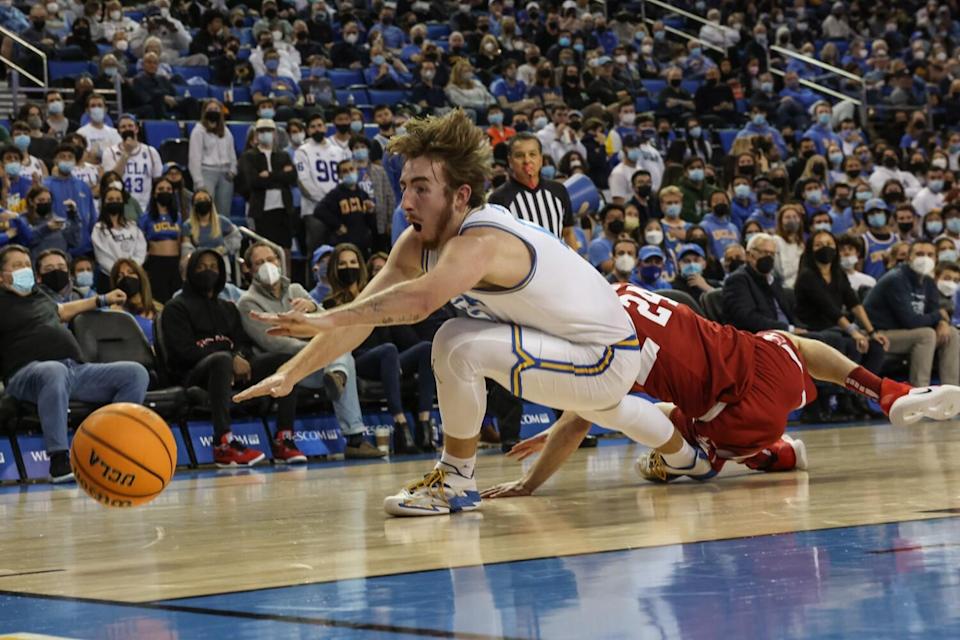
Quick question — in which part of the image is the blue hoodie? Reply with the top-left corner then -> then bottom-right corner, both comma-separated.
42,175 -> 95,257
700,212 -> 740,259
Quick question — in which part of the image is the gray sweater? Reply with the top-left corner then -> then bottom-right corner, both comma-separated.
237,278 -> 317,356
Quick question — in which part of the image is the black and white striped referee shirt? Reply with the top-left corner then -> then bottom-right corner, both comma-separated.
487,176 -> 574,239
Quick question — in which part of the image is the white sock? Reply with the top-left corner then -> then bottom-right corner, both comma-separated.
438,451 -> 476,481
661,440 -> 698,469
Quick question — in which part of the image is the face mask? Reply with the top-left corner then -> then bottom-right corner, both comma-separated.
116,39 -> 129,51
688,126 -> 702,139
47,100 -> 65,116
948,219 -> 960,234
897,221 -> 915,235
635,185 -> 652,198
104,201 -> 124,217
607,219 -> 624,234
9,267 -> 34,294
345,33 -> 358,44
783,219 -> 800,233
911,256 -> 935,277
867,213 -> 887,228
339,266 -> 360,285
311,130 -> 325,143
541,165 -> 556,180
755,255 -> 775,275
89,107 -> 105,123
688,168 -> 704,182
573,43 -> 584,53
115,275 -> 141,298
615,254 -> 637,273
58,160 -> 75,174
193,269 -> 219,292
637,263 -> 660,282
257,261 -> 281,286
489,112 -> 504,125
752,114 -> 766,126
627,148 -> 641,162
265,59 -> 280,71
618,53 -> 631,64
353,148 -> 369,163
883,156 -> 898,169
4,162 -> 20,178
558,36 -> 571,47
40,269 -> 70,291
534,116 -> 548,130
939,280 -> 959,298
760,202 -> 778,215
818,113 -> 831,126
733,184 -> 751,199
75,270 -> 94,288
664,204 -> 681,219
680,261 -> 703,277
932,158 -> 948,170
812,222 -> 832,232
372,55 -> 386,66
929,179 -> 944,193
110,9 -> 121,20
855,191 -> 872,202
839,255 -> 858,271
290,132 -> 305,146
939,249 -> 958,263
644,229 -> 663,245
35,202 -> 52,217
258,131 -> 274,146
260,108 -> 276,120
813,246 -> 836,265
726,258 -> 744,273
341,171 -> 359,186
155,192 -> 174,208
193,200 -> 212,216
928,221 -> 944,235
829,153 -> 843,166
712,203 -> 729,219
805,190 -> 823,205
759,81 -> 774,93
13,134 -> 30,151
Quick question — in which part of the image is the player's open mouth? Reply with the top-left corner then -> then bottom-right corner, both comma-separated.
412,222 -> 422,232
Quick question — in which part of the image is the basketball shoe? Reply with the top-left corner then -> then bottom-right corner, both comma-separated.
383,462 -> 481,516
272,433 -> 307,464
743,434 -> 808,472
880,379 -> 960,427
635,446 -> 718,483
214,433 -> 266,467
49,450 -> 75,484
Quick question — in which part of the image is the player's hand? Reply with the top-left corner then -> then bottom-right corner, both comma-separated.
289,297 -> 318,314
504,431 -> 549,461
233,372 -> 294,402
104,288 -> 127,306
936,321 -> 953,346
251,309 -> 331,337
480,479 -> 534,499
232,355 -> 252,384
853,331 -> 869,354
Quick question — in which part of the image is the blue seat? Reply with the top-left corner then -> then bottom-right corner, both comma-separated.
49,61 -> 94,81
172,66 -> 212,82
143,120 -> 183,148
228,122 -> 251,157
336,88 -> 369,106
238,28 -> 254,46
328,68 -> 364,89
207,85 -> 226,102
174,84 -> 209,99
426,23 -> 451,39
364,124 -> 380,139
717,129 -> 738,154
367,89 -> 409,105
231,86 -> 252,103
635,97 -> 653,112
126,10 -> 144,22
681,80 -> 700,95
642,79 -> 666,97
229,195 -> 246,222
184,121 -> 198,138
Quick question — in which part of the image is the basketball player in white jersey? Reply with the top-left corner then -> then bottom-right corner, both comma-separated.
101,115 -> 163,212
236,110 -> 702,516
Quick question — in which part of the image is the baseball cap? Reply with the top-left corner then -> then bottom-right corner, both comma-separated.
677,243 -> 706,259
639,245 -> 665,261
865,198 -> 890,213
591,55 -> 613,67
255,118 -> 277,130
312,244 -> 334,265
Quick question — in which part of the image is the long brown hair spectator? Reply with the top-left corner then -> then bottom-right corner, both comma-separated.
110,258 -> 162,317
324,243 -> 368,308
201,99 -> 227,137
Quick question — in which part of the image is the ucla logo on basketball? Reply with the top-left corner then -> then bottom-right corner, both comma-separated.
89,449 -> 136,487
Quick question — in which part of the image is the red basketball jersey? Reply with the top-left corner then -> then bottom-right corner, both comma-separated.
616,283 -> 758,419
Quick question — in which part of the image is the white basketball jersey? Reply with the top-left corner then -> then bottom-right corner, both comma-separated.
423,204 -> 634,345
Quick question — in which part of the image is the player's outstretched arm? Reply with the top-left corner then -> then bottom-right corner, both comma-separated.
482,412 -> 593,498
233,230 -> 424,402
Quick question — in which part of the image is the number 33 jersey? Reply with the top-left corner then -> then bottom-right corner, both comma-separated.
616,283 -> 758,420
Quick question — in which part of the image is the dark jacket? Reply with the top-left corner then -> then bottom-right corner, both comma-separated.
794,265 -> 860,331
161,249 -> 252,379
864,264 -> 943,331
314,183 -> 376,256
237,147 -> 297,220
722,264 -> 795,333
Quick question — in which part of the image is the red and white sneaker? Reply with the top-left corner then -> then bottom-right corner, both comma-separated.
743,435 -> 808,472
880,379 -> 960,427
272,436 -> 307,464
214,433 -> 266,467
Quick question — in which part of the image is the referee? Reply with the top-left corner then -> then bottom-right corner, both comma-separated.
488,132 -> 580,249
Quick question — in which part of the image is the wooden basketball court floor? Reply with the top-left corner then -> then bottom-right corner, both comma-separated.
2,418 -> 960,639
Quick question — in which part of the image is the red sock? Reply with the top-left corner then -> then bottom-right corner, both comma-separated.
844,366 -> 883,400
277,429 -> 293,441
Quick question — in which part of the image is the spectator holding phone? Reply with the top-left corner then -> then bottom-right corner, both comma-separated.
42,145 -> 96,258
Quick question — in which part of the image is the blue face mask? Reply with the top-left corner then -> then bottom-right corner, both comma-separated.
352,148 -> 369,162
688,168 -> 704,182
265,59 -> 280,71
948,218 -> 960,234
760,202 -> 779,215
680,261 -> 703,277
745,232 -> 757,246
760,82 -> 774,93
654,30 -> 665,41
260,108 -> 275,120
627,148 -> 641,162
541,165 -> 556,180
341,171 -> 359,186
573,43 -> 584,53
10,267 -> 34,294
372,55 -> 385,66
856,191 -> 872,202
818,113 -> 831,126
350,120 -> 364,133
927,220 -> 944,235
940,249 -> 958,263
752,114 -> 766,126
13,134 -> 30,151
75,270 -> 94,288
829,153 -> 843,166
488,112 -> 504,125
867,213 -> 887,228
688,126 -> 702,139
558,36 -> 571,47
4,162 -> 21,178
805,190 -> 823,205
734,184 -> 751,199
664,203 -> 682,218
929,179 -> 944,193
58,160 -> 75,174
690,47 -> 701,57
812,221 -> 832,232
640,264 -> 662,282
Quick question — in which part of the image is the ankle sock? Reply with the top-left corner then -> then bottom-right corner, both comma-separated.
439,451 -> 476,480
661,440 -> 697,469
844,366 -> 882,400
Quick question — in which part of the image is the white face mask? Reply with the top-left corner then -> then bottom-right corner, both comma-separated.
614,254 -> 636,273
911,256 -> 935,277
257,261 -> 281,286
110,9 -> 121,20
290,132 -> 305,146
840,255 -> 858,271
938,279 -> 959,298
644,230 -> 663,245
620,112 -> 636,126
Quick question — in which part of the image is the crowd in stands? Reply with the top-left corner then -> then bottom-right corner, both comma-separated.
3,0 -> 960,481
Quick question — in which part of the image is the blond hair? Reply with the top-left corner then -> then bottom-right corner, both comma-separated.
188,189 -> 222,246
386,109 -> 492,208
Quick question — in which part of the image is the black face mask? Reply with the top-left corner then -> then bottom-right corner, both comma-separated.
204,110 -> 221,123
32,19 -> 46,31
193,269 -> 219,293
884,192 -> 904,205
339,267 -> 361,285
104,201 -> 124,217
814,246 -> 836,265
847,169 -> 861,178
713,203 -> 730,218
156,192 -> 174,208
755,254 -> 775,275
195,201 -> 212,216
835,198 -> 851,209
36,202 -> 52,217
669,78 -> 681,87
690,237 -> 708,251
40,269 -> 70,292
117,275 -> 142,298
514,121 -> 529,132
312,131 -> 325,143
120,130 -> 136,141
910,162 -> 927,173
607,219 -> 625,234
335,123 -> 351,135
883,156 -> 899,168
898,221 -> 914,234
771,176 -> 787,189
726,258 -> 745,273
739,165 -> 755,176
801,150 -> 815,160
635,184 -> 652,197
265,8 -> 278,19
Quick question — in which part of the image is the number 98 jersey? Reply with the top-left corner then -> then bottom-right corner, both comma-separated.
616,283 -> 758,420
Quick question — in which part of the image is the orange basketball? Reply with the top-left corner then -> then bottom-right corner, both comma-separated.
70,403 -> 177,508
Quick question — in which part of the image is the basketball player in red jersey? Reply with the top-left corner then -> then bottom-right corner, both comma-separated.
483,284 -> 960,496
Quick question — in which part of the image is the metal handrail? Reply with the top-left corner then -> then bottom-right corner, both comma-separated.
0,24 -> 48,87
